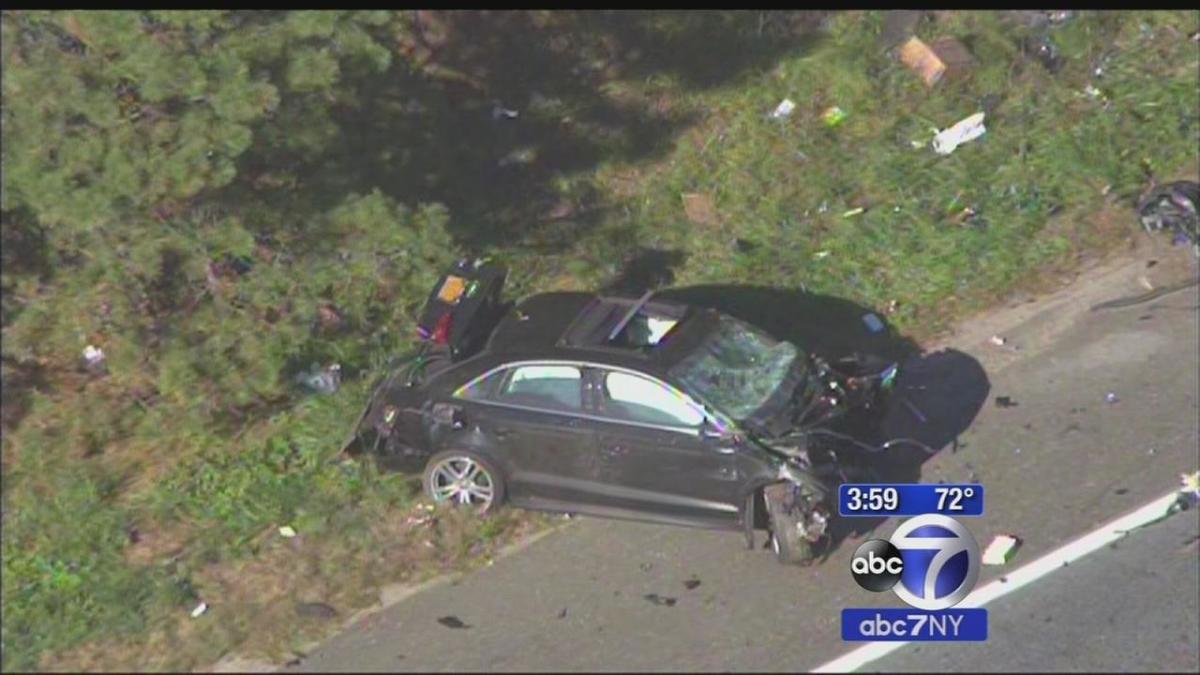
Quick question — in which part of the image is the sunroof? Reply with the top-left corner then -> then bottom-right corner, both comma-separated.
559,294 -> 688,351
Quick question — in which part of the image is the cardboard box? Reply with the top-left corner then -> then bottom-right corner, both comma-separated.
898,36 -> 976,87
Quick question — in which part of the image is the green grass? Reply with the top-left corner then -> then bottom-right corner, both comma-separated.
2,10 -> 1197,672
525,10 -> 1198,334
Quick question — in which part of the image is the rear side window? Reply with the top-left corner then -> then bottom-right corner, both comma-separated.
455,368 -> 508,401
458,364 -> 584,412
600,370 -> 705,428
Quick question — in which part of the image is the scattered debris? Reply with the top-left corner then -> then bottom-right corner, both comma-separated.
278,525 -> 297,538
1105,392 -> 1119,404
862,313 -> 885,334
1181,471 -> 1200,506
296,602 -> 338,620
681,192 -> 720,226
1137,181 -> 1199,255
437,615 -> 470,629
639,562 -> 654,572
557,607 -> 568,619
769,98 -> 796,120
982,534 -> 1022,565
191,602 -> 208,618
296,363 -> 342,394
1138,275 -> 1155,291
82,344 -> 108,375
491,102 -> 519,120
822,106 -> 848,128
898,36 -> 975,87
1014,447 -> 1022,454
994,396 -> 1018,409
683,578 -> 702,590
1023,35 -> 1064,73
842,207 -> 865,218
989,335 -> 1008,346
932,112 -> 986,155
498,146 -> 537,168
814,250 -> 831,260
1114,488 -> 1129,495
643,593 -> 677,607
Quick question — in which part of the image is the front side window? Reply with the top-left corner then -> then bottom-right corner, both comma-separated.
599,370 -> 705,428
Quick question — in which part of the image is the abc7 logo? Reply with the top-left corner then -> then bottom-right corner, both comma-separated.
850,514 -> 981,610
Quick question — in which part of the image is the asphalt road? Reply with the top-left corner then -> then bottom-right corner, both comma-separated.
286,256 -> 1200,673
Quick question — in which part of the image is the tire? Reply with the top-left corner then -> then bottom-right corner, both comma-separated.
422,450 -> 506,515
767,495 -> 815,566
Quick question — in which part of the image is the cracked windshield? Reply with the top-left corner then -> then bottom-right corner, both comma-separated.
671,318 -> 799,420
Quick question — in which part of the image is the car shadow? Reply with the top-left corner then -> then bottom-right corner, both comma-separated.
602,249 -> 991,561
819,347 -> 991,560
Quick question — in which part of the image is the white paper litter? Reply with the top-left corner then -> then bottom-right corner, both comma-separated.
932,112 -> 986,155
191,601 -> 209,618
769,98 -> 796,120
278,526 -> 297,538
982,534 -> 1021,565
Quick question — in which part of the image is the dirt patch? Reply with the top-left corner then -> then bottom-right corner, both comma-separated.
123,521 -> 192,567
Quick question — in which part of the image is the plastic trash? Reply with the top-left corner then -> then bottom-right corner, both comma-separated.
1105,392 -> 1119,404
982,534 -> 1022,565
1181,471 -> 1200,504
862,313 -> 885,333
989,335 -> 1007,346
822,106 -> 847,128
491,102 -> 519,120
932,112 -> 986,155
191,602 -> 209,618
279,526 -> 297,538
297,363 -> 341,394
769,98 -> 796,120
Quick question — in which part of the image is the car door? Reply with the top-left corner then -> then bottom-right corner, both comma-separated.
584,367 -> 742,527
460,363 -> 600,507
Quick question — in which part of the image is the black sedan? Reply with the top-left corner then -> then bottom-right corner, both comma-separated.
348,260 -> 899,564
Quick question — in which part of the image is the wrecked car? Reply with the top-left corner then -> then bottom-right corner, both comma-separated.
346,258 -> 901,564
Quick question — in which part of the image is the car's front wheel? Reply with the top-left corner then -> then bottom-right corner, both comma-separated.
422,451 -> 505,515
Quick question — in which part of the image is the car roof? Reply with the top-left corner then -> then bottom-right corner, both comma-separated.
484,291 -> 718,374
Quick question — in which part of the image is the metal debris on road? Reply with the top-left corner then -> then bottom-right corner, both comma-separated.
982,534 -> 1022,565
438,615 -> 470,629
643,593 -> 677,607
932,112 -> 986,155
191,602 -> 208,618
1181,471 -> 1200,505
769,98 -> 796,120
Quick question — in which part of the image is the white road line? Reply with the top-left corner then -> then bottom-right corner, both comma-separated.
811,488 -> 1189,673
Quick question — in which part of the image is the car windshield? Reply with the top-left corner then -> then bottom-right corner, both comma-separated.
668,317 -> 799,421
